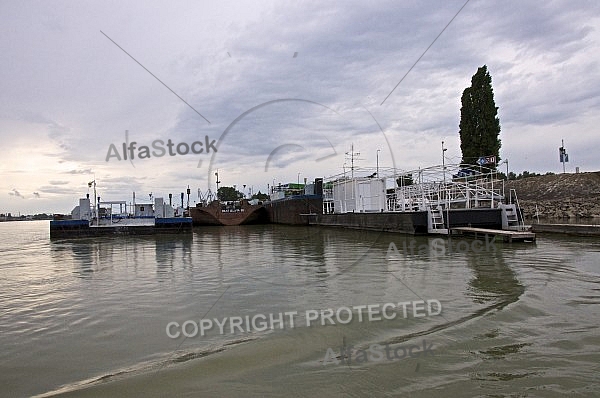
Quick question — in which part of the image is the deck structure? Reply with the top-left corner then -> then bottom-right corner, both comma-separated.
321,163 -> 528,235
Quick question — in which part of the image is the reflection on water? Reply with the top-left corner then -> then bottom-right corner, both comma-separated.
0,221 -> 599,397
48,235 -> 195,279
465,245 -> 525,306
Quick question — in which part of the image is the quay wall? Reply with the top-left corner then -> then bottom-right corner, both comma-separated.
50,218 -> 192,238
265,195 -> 323,225
315,212 -> 428,234
532,223 -> 600,236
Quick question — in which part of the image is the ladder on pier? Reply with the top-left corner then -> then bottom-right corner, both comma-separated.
428,207 -> 448,234
502,204 -> 520,228
501,189 -> 528,231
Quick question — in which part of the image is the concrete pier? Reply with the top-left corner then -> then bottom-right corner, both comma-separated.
532,223 -> 600,236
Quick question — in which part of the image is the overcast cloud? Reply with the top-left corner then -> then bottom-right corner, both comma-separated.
1,0 -> 599,214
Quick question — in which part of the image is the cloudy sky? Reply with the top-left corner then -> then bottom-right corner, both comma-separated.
1,0 -> 599,214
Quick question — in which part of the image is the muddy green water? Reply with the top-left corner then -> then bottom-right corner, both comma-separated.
1,220 -> 598,397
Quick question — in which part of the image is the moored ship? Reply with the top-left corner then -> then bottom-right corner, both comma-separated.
266,164 -> 528,236
50,181 -> 192,238
190,199 -> 268,226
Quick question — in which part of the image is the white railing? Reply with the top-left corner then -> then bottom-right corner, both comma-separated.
323,163 -> 507,214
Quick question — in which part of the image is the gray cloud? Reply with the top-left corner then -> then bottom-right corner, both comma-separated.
37,186 -> 78,195
9,189 -> 25,199
65,169 -> 93,175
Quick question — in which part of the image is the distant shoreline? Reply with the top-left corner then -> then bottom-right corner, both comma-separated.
0,217 -> 52,222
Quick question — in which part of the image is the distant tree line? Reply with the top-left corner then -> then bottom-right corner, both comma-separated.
217,186 -> 269,201
217,186 -> 244,201
251,191 -> 269,201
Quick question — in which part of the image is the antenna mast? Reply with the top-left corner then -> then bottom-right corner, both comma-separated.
345,143 -> 361,179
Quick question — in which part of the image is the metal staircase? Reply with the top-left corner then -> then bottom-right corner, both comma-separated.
428,207 -> 448,234
500,203 -> 520,229
500,189 -> 526,230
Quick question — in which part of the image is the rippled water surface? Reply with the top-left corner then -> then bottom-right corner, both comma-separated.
1,220 -> 599,397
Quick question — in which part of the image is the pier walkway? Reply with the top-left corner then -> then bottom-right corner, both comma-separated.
450,227 -> 536,242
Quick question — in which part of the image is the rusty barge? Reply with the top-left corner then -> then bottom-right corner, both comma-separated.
190,199 -> 268,226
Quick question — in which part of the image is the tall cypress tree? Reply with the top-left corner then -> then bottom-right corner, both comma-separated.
459,65 -> 501,167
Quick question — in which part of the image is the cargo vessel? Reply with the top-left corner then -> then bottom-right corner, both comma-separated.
50,181 -> 192,238
189,199 -> 268,226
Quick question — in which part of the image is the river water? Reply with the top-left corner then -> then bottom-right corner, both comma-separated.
1,220 -> 599,397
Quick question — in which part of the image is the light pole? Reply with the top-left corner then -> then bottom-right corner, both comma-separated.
499,159 -> 509,180
441,141 -> 447,183
215,170 -> 220,195
442,141 -> 448,229
498,159 -> 509,203
376,149 -> 380,177
560,139 -> 567,174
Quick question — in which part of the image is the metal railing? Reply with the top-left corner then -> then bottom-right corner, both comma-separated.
323,163 -> 506,214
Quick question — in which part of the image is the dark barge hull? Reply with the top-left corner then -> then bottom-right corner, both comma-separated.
190,204 -> 269,226
50,218 -> 193,239
314,212 -> 429,234
266,195 -> 503,235
446,208 -> 503,229
264,195 -> 323,225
